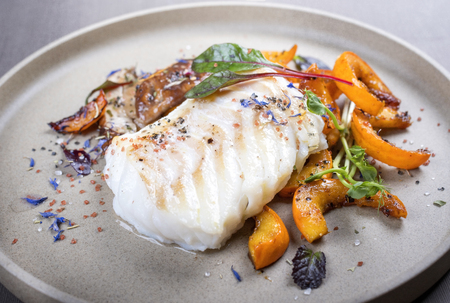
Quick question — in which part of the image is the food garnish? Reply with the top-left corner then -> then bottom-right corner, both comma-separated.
231,265 -> 242,282
39,42 -> 435,292
434,200 -> 446,207
48,90 -> 108,134
21,196 -> 48,206
63,148 -> 92,176
185,43 -> 352,99
291,245 -> 326,289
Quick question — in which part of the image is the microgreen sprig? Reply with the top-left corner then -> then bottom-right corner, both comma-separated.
304,90 -> 388,201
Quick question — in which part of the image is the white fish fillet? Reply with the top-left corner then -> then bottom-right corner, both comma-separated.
104,70 -> 326,251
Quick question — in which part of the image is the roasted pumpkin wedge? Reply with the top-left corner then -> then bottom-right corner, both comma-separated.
262,45 -> 297,67
292,178 -> 407,243
333,52 -> 401,115
248,205 -> 290,270
369,106 -> 411,129
351,109 -> 430,169
278,150 -> 333,198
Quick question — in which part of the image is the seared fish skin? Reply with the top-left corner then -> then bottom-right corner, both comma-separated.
104,70 -> 326,251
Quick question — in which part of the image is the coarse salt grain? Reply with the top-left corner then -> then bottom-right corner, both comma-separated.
424,192 -> 430,196
355,239 -> 361,246
304,288 -> 312,295
204,272 -> 211,277
55,170 -> 62,175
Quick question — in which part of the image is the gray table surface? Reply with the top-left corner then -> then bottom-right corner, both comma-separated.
0,1 -> 449,302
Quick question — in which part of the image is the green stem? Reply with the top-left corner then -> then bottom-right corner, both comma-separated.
348,163 -> 357,179
324,107 -> 345,132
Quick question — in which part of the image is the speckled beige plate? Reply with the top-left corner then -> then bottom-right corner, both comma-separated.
0,3 -> 449,303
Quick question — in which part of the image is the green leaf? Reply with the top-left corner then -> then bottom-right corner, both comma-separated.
348,145 -> 377,182
348,145 -> 365,160
347,181 -> 381,199
433,200 -> 446,207
192,43 -> 281,73
291,245 -> 326,289
305,90 -> 327,116
184,70 -> 250,99
85,80 -> 132,104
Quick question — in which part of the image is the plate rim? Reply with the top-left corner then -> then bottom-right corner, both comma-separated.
0,2 -> 449,302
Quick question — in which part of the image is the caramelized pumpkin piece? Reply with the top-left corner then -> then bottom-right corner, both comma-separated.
292,179 -> 407,243
295,64 -> 342,146
48,90 -> 108,134
278,150 -> 333,198
262,45 -> 297,67
369,106 -> 411,129
319,69 -> 342,101
351,109 -> 430,169
333,52 -> 401,115
248,205 -> 290,270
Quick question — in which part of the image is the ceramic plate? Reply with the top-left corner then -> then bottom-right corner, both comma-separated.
0,3 -> 449,303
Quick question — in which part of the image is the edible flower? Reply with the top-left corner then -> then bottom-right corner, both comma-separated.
53,230 -> 64,242
89,139 -> 108,153
267,110 -> 287,125
22,197 -> 48,206
231,265 -> 241,282
49,178 -> 59,190
106,69 -> 121,78
40,212 -> 57,218
283,92 -> 292,108
240,99 -> 252,108
49,217 -> 70,231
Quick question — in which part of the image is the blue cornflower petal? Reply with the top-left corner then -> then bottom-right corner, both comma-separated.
177,59 -> 188,64
283,92 -> 292,108
40,212 -> 57,218
267,110 -> 278,123
231,266 -> 241,282
106,69 -> 121,78
49,178 -> 59,190
289,113 -> 302,117
240,99 -> 252,108
53,230 -> 64,242
321,114 -> 329,119
326,104 -> 336,111
30,158 -> 35,167
84,139 -> 91,148
287,82 -> 295,89
89,139 -> 108,153
49,220 -> 60,231
22,197 -> 48,206
48,217 -> 69,231
56,217 -> 67,224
